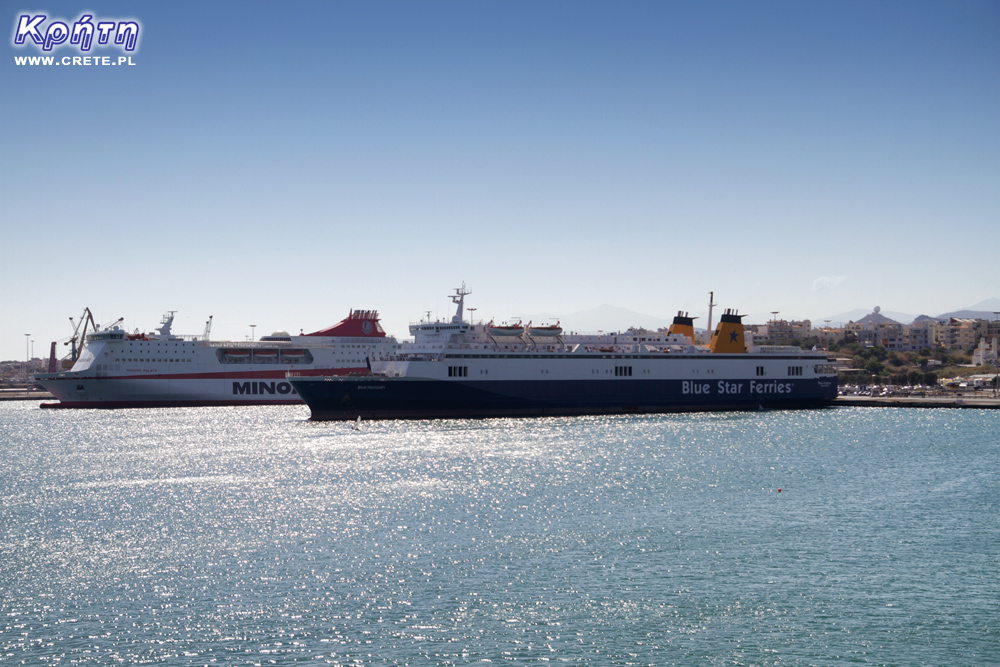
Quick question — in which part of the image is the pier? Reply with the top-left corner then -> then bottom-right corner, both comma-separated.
0,389 -> 53,401
835,395 -> 1000,409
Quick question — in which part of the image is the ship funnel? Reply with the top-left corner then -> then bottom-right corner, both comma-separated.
667,311 -> 696,343
708,309 -> 747,353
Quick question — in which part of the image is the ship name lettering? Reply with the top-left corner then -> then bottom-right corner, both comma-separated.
717,381 -> 743,394
682,381 -> 711,395
750,381 -> 792,394
233,381 -> 295,395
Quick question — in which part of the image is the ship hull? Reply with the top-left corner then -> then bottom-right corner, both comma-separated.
35,368 -> 362,409
290,375 -> 838,421
34,308 -> 396,409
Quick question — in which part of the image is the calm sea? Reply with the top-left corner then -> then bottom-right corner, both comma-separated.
1,402 -> 996,666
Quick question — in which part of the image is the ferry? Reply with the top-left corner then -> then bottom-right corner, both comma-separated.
34,309 -> 399,408
288,286 -> 839,421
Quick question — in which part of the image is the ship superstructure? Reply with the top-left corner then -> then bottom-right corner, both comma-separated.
35,309 -> 399,408
289,286 -> 839,420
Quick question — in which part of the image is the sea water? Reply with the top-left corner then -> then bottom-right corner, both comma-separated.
0,402 -> 996,666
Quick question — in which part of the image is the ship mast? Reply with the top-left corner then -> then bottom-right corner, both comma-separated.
451,283 -> 471,323
157,311 -> 176,336
706,291 -> 717,345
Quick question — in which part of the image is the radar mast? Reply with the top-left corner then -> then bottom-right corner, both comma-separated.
451,283 -> 471,323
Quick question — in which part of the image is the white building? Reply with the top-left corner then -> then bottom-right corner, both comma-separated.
972,336 -> 998,366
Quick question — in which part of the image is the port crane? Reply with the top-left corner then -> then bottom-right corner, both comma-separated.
64,309 -> 123,362
66,308 -> 98,363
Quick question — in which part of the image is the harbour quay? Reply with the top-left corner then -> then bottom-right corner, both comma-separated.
0,388 -> 53,401
4,388 -> 1000,409
835,395 -> 1000,409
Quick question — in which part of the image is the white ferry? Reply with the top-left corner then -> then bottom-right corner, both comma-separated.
288,286 -> 839,421
35,309 -> 399,408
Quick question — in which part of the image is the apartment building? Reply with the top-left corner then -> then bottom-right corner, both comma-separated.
756,319 -> 812,342
938,318 -> 983,351
827,309 -> 995,353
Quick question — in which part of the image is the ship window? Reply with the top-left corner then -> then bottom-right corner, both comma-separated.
615,366 -> 633,377
788,366 -> 803,376
756,366 -> 765,376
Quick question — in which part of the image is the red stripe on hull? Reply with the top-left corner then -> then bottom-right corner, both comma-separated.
40,399 -> 304,409
89,367 -> 368,381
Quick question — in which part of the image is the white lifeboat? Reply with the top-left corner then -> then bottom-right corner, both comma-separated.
527,322 -> 562,337
488,322 -> 525,337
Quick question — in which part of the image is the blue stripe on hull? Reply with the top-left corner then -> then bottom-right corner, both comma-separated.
291,377 -> 838,421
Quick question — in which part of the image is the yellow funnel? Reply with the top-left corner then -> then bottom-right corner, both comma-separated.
667,311 -> 696,343
708,309 -> 747,353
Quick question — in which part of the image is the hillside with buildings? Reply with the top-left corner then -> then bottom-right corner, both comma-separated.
748,306 -> 999,387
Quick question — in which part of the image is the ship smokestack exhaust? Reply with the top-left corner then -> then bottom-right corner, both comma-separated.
667,311 -> 697,343
708,308 -> 747,354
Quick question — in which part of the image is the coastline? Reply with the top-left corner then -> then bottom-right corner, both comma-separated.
835,395 -> 1000,409
0,389 -> 53,401
6,390 -> 999,409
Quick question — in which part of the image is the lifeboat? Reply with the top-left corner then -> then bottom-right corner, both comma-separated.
225,350 -> 251,360
488,322 -> 524,337
253,349 -> 278,360
527,322 -> 562,337
282,350 -> 307,360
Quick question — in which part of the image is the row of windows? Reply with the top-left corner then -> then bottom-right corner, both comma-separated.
442,353 -> 817,363
441,363 -> 814,378
125,344 -> 190,348
758,365 -> 806,377
115,358 -> 191,363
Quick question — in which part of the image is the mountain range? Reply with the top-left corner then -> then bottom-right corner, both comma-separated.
816,298 -> 1000,326
514,298 -> 1000,334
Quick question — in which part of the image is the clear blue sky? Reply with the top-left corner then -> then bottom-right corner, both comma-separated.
3,0 -> 998,360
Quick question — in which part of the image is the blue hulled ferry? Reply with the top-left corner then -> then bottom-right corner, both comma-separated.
289,286 -> 838,421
